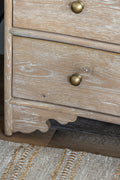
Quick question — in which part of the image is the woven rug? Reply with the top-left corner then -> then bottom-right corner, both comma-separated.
0,140 -> 120,180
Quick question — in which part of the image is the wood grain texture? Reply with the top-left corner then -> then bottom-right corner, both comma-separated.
0,116 -> 56,146
12,105 -> 76,133
10,98 -> 120,126
4,0 -> 13,136
10,28 -> 120,54
13,0 -> 120,44
13,36 -> 120,117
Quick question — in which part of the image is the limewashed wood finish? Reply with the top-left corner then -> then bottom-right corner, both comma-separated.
13,36 -> 120,116
13,0 -> 120,44
12,105 -> 76,133
5,0 -> 120,136
10,28 -> 120,54
4,0 -> 13,135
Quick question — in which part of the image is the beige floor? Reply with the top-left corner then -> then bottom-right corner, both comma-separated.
1,55 -> 120,158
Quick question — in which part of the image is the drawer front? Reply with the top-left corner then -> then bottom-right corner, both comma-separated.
13,36 -> 120,116
13,0 -> 120,44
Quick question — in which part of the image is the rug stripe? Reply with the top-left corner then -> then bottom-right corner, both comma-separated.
60,151 -> 78,179
70,152 -> 86,180
20,146 -> 41,180
51,149 -> 67,180
1,145 -> 23,180
10,145 -> 36,180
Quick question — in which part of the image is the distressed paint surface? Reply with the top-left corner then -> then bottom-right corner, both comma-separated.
13,0 -> 120,44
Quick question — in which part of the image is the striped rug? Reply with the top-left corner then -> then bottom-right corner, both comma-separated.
0,140 -> 120,180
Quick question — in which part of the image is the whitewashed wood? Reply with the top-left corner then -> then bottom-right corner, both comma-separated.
13,36 -> 120,117
13,0 -> 120,44
5,0 -> 120,136
4,0 -> 13,136
10,28 -> 120,53
12,105 -> 76,133
10,98 -> 120,126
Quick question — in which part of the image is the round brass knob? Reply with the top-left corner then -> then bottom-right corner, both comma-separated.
70,73 -> 82,86
71,1 -> 84,14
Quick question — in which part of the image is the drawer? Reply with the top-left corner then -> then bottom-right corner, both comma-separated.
13,0 -> 120,44
13,36 -> 120,116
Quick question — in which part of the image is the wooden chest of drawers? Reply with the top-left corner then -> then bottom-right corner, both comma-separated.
5,0 -> 120,135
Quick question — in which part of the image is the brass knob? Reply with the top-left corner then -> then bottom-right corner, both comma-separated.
70,73 -> 82,86
71,1 -> 84,14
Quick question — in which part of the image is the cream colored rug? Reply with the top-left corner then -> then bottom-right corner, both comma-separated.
0,140 -> 120,180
